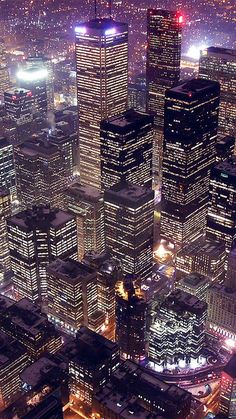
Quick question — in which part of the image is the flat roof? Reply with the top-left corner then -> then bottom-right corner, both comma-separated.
214,156 -> 236,178
169,78 -> 219,98
202,46 -> 236,60
75,18 -> 128,35
47,258 -> 96,284
163,289 -> 207,314
101,109 -> 153,133
66,182 -> 102,201
8,206 -> 75,231
104,182 -> 154,207
0,330 -> 26,369
179,272 -> 209,288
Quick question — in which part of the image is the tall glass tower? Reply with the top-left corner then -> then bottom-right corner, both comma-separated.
75,18 -> 128,190
146,9 -> 182,182
161,79 -> 220,248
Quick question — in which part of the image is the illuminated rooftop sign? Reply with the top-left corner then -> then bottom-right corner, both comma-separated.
75,26 -> 87,34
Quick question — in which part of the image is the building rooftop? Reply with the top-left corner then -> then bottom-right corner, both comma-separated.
179,272 -> 209,289
4,88 -> 31,96
209,283 -> 236,298
214,156 -> 236,178
8,205 -> 75,231
0,330 -> 27,370
104,182 -> 154,208
0,136 -> 12,149
66,182 -> 102,202
163,289 -> 207,315
20,353 -> 66,388
170,78 -> 220,98
47,258 -> 96,284
101,109 -> 153,133
16,137 -> 59,158
180,238 -> 225,258
70,326 -> 119,366
75,18 -> 128,35
201,46 -> 236,60
223,354 -> 236,379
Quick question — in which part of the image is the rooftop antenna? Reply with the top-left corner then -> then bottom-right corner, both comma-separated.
94,0 -> 97,18
108,0 -> 112,18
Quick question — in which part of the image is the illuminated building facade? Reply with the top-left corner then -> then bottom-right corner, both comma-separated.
0,331 -> 29,409
69,326 -> 119,408
25,56 -> 54,111
0,66 -> 11,104
206,157 -> 236,253
7,206 -> 77,301
83,251 -> 123,340
146,9 -> 182,181
219,354 -> 236,418
115,275 -> 147,361
176,238 -> 226,282
0,189 -> 11,281
93,360 -> 192,419
161,79 -> 220,248
4,88 -> 33,125
206,248 -> 236,340
199,47 -> 236,136
176,272 -> 210,301
104,183 -> 154,279
75,18 -> 128,189
0,138 -> 16,199
64,182 -> 105,261
14,137 -> 70,209
0,295 -> 62,359
101,109 -> 153,190
47,258 -> 103,334
17,67 -> 48,115
216,134 -> 235,163
149,289 -> 207,366
128,74 -> 147,112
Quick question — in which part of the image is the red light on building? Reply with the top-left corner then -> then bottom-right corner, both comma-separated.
12,95 -> 17,100
178,15 -> 184,24
188,92 -> 192,97
27,92 -> 32,97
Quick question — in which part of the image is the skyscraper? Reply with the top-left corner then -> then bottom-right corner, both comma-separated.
161,79 -> 220,248
115,275 -> 147,361
4,88 -> 33,125
14,136 -> 71,209
25,56 -> 54,111
64,182 -> 105,260
149,289 -> 207,368
146,9 -> 182,181
219,354 -> 236,417
101,109 -> 153,190
47,258 -> 104,334
206,157 -> 236,253
0,137 -> 16,199
75,18 -> 128,189
16,67 -> 48,115
199,47 -> 236,136
7,206 -> 77,301
104,183 -> 154,279
0,189 -> 11,281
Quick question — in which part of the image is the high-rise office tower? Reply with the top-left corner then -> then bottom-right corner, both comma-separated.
199,47 -> 236,136
4,88 -> 33,125
128,74 -> 147,112
219,354 -> 236,418
0,295 -> 62,359
0,38 -> 11,104
104,183 -> 154,279
206,157 -> 236,253
69,326 -> 120,409
115,275 -> 147,361
25,56 -> 54,111
226,247 -> 236,290
0,189 -> 11,282
75,18 -> 128,189
7,206 -> 77,301
14,136 -> 70,209
161,79 -> 220,248
149,289 -> 207,367
16,67 -> 48,115
64,182 -> 105,260
0,331 -> 29,409
146,9 -> 182,181
101,109 -> 153,190
47,258 -> 104,334
83,250 -> 123,341
176,272 -> 210,301
0,137 -> 16,199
